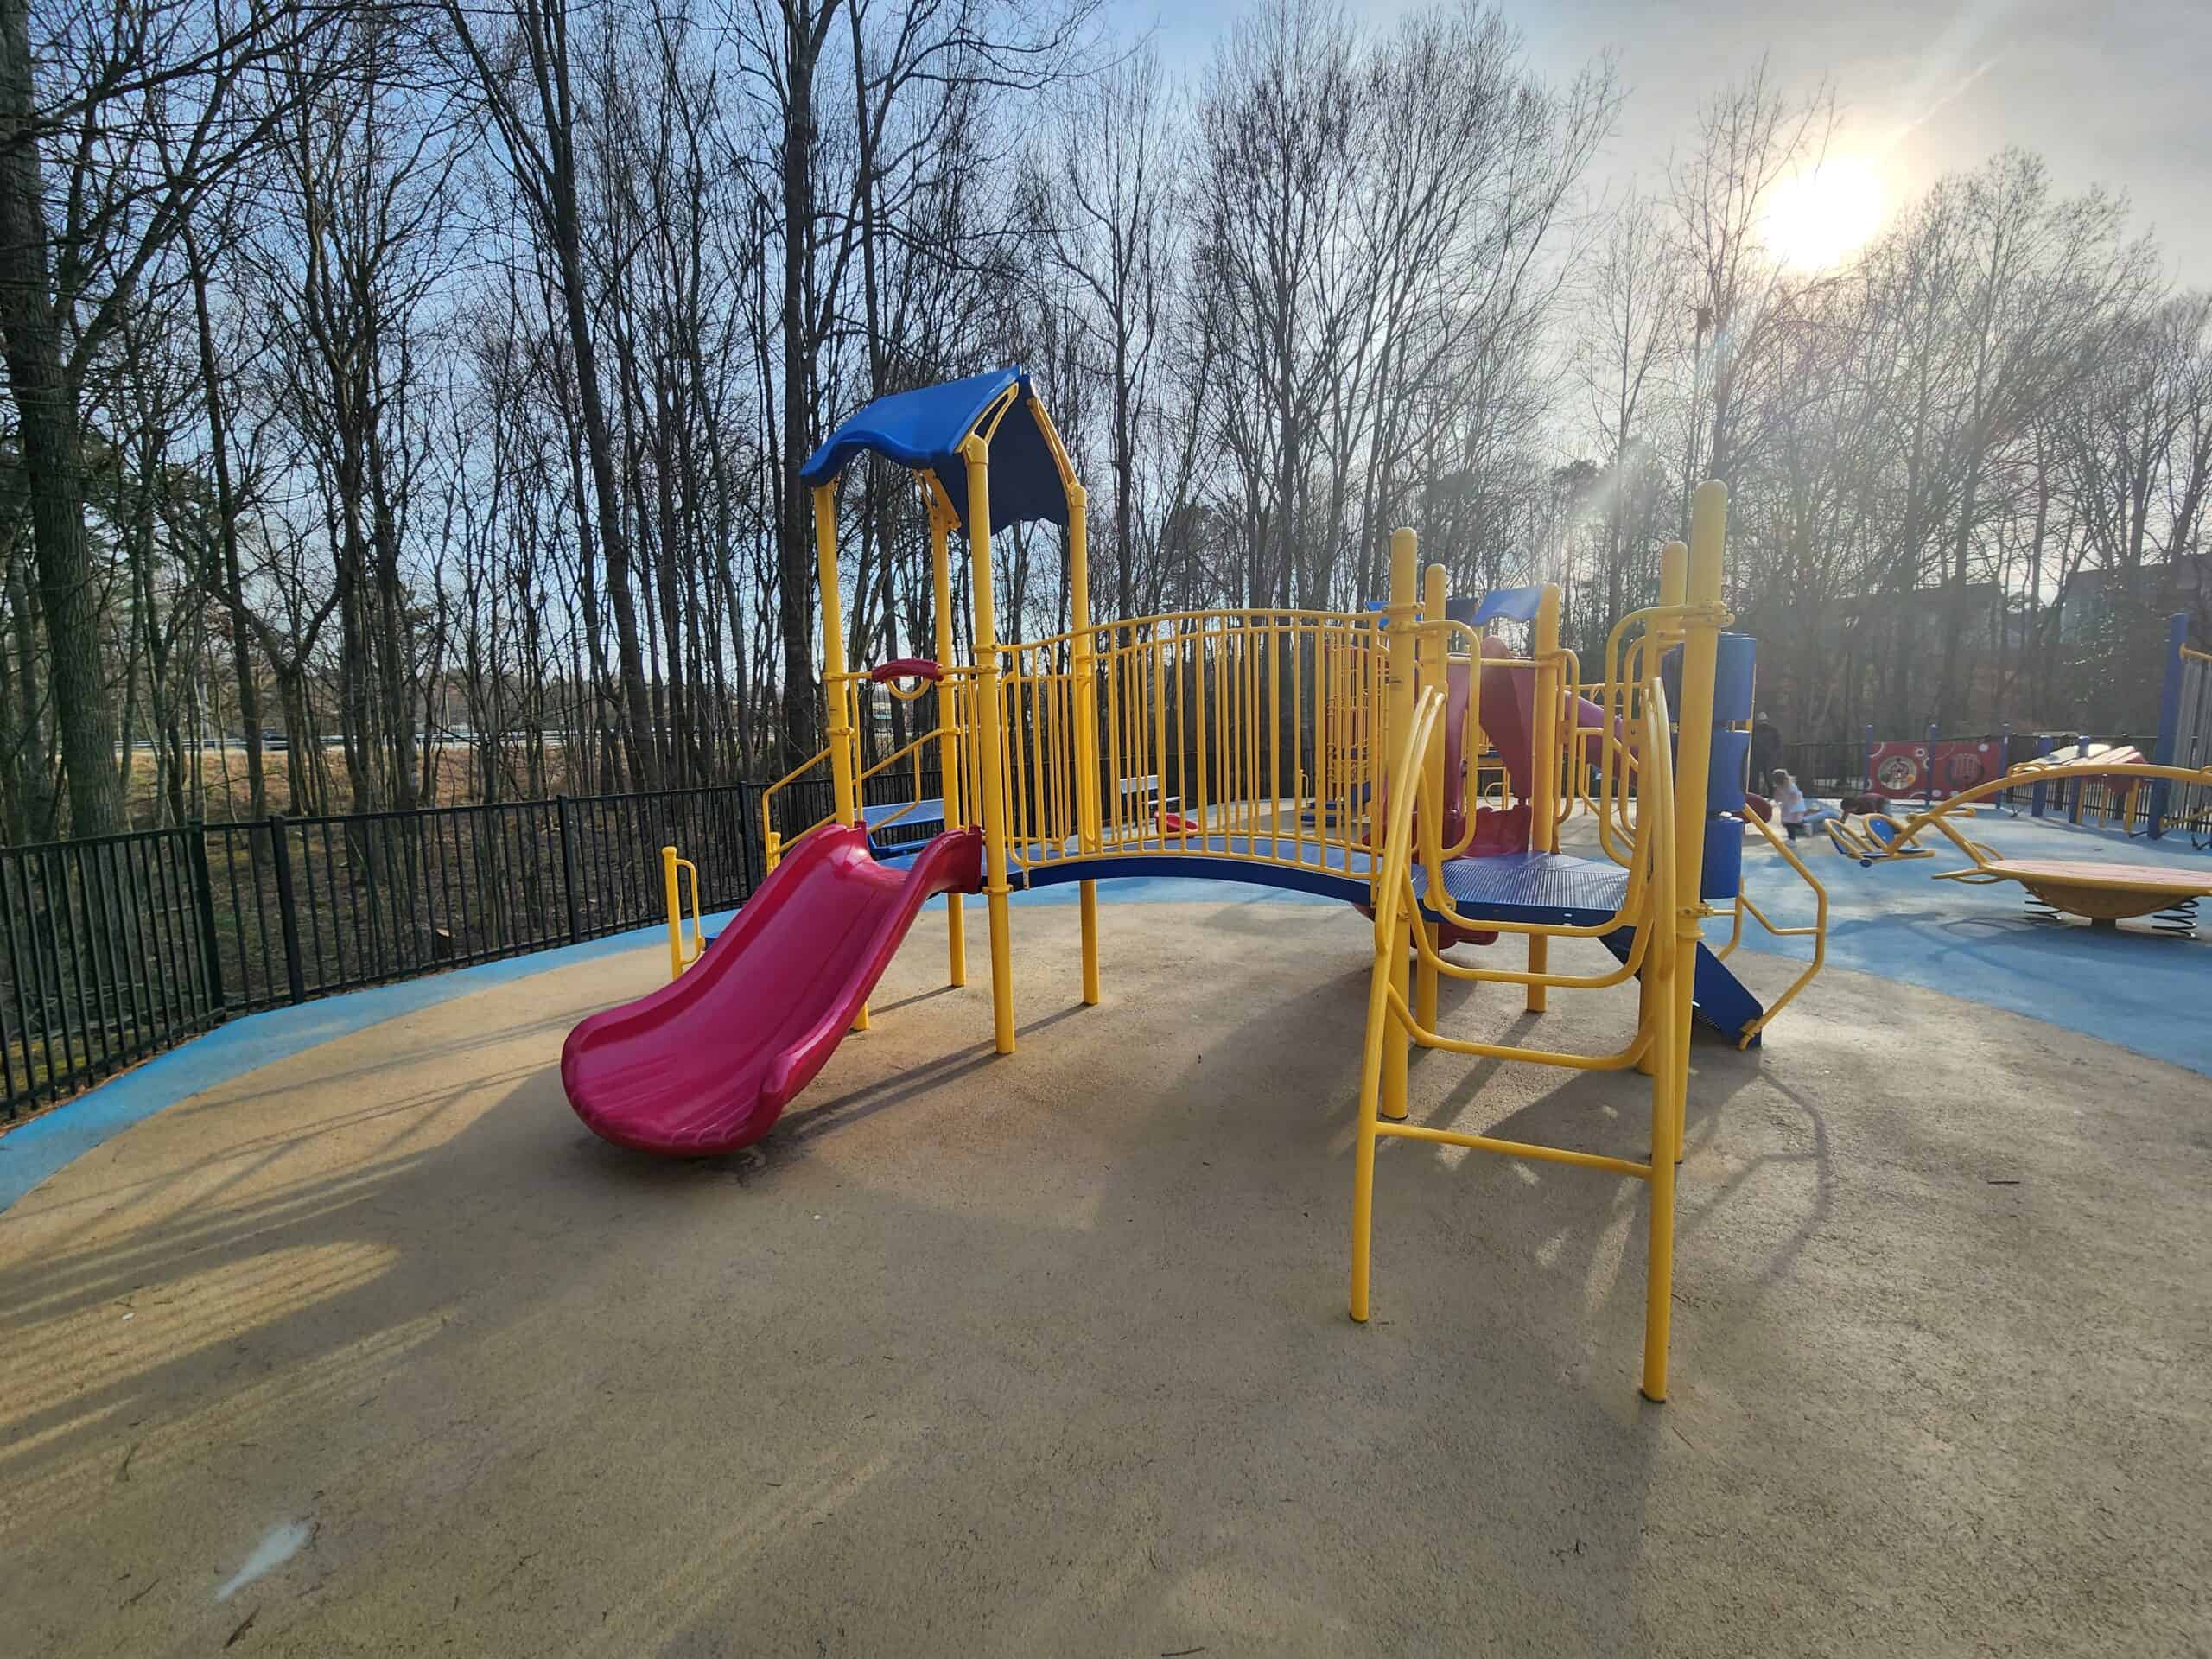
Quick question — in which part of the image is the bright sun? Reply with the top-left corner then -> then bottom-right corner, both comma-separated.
1760,156 -> 1887,270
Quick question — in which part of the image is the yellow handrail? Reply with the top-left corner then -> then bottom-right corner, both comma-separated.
761,671 -> 977,873
759,738 -> 835,873
662,844 -> 703,981
1727,810 -> 1827,1046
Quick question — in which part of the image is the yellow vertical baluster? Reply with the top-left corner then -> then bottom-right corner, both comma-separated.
961,438 -> 1014,1056
1525,583 -> 1561,1014
1193,618 -> 1211,849
1380,530 -> 1418,1122
929,499 -> 965,988
1268,623 -> 1282,855
1416,564 -> 1448,1032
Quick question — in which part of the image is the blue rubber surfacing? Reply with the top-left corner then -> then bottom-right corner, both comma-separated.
3,811 -> 2206,1213
1706,812 -> 2212,1077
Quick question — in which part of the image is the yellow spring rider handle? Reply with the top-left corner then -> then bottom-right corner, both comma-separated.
663,844 -> 704,981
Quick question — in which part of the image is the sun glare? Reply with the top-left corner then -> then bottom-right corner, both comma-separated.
1761,156 -> 1887,271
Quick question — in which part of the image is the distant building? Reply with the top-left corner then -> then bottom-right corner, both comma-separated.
2059,555 -> 2211,643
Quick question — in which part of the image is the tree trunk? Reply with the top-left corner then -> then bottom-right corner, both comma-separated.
776,6 -> 823,773
181,222 -> 267,828
0,0 -> 123,835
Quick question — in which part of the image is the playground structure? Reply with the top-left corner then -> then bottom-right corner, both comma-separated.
1848,615 -> 2212,845
1866,760 -> 2212,933
1824,622 -> 2212,929
562,367 -> 1832,1402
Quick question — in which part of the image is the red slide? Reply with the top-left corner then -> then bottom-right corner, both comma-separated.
562,824 -> 982,1156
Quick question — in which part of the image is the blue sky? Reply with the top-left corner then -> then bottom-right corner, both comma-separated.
1111,0 -> 2212,285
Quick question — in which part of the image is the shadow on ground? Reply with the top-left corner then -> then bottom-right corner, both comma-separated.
1,900 -> 2205,1656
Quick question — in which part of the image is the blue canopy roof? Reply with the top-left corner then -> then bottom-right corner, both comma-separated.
798,367 -> 1072,533
1449,587 -> 1546,626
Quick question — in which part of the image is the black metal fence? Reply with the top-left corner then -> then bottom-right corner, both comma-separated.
1780,730 -> 2202,833
1777,741 -> 1872,797
1,783 -> 784,1120
0,825 -> 224,1119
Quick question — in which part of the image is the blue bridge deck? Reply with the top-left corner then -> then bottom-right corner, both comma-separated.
990,836 -> 1637,930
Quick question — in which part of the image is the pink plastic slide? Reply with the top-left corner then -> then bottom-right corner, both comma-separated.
562,823 -> 982,1155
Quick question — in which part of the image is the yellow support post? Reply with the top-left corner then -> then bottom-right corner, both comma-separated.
662,844 -> 684,982
1637,541 -> 1688,1079
1380,528 -> 1419,1122
1415,563 -> 1447,1031
815,482 -> 868,1032
813,483 -> 859,830
1669,486 -> 1728,1167
1526,583 -> 1561,1013
963,439 -> 1016,1056
1640,856 -> 1679,1403
930,499 -> 966,988
1069,481 -> 1103,1006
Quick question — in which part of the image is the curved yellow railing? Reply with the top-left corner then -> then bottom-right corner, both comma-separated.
1350,671 -> 1687,1402
661,844 -> 703,981
1720,810 -> 1827,1045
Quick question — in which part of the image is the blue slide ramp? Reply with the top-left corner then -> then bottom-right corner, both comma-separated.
1600,929 -> 1764,1048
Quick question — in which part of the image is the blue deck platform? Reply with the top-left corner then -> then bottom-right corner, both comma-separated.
918,834 -> 1769,1046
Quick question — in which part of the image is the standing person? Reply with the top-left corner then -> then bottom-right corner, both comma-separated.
1748,712 -> 1783,797
1772,769 -> 1809,841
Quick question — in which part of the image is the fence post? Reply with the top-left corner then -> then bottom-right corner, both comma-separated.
737,784 -> 760,898
556,793 -> 584,942
2149,613 -> 2187,840
187,822 -> 226,1018
267,814 -> 307,1005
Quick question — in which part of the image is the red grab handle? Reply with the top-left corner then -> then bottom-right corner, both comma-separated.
868,658 -> 944,684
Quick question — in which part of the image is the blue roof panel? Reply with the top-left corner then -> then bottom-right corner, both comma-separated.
798,367 -> 1072,532
1459,587 -> 1546,626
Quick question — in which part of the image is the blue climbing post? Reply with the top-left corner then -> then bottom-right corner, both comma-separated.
1648,628 -> 1769,1052
2149,613 -> 2188,840
1862,723 -> 1873,793
1923,720 -> 1938,813
1702,635 -> 1757,902
2031,734 -> 2054,817
1998,722 -> 2011,808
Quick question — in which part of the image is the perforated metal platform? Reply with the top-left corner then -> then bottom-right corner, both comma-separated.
1411,851 -> 1630,928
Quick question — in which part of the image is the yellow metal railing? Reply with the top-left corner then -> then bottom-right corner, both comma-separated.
661,844 -> 703,981
995,607 -> 1396,882
1717,809 -> 1827,1045
1350,670 -> 1685,1399
759,668 -> 980,874
989,596 -> 1595,893
791,368 -> 1782,1403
